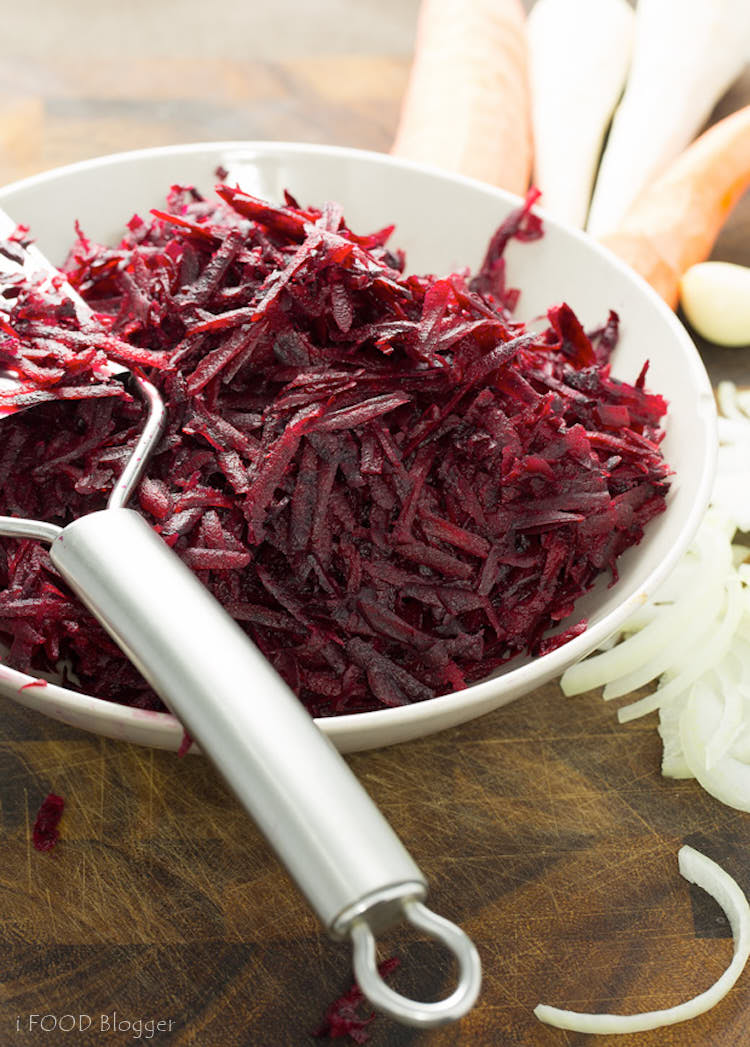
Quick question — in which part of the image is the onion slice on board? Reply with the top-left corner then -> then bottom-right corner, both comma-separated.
560,512 -> 733,697
617,577 -> 744,723
680,685 -> 750,813
535,846 -> 750,1035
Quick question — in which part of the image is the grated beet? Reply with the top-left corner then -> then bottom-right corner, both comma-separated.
312,957 -> 400,1043
32,792 -> 64,852
0,186 -> 671,716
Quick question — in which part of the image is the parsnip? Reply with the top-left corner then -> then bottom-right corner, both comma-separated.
527,0 -> 634,229
587,0 -> 750,236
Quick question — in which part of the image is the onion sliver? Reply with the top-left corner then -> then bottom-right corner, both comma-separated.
561,518 -> 730,696
534,846 -> 750,1035
658,699 -> 693,778
680,685 -> 750,813
730,727 -> 750,763
717,380 -> 744,420
705,676 -> 747,771
617,578 -> 743,723
602,579 -> 724,699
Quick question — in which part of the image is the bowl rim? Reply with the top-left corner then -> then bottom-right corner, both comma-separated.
0,139 -> 718,751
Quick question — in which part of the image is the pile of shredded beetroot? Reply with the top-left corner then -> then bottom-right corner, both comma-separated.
0,185 -> 670,716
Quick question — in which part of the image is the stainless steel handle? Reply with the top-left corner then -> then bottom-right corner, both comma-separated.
51,508 -> 427,931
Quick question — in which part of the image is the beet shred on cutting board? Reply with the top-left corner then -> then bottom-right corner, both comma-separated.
32,792 -> 65,852
0,186 -> 670,715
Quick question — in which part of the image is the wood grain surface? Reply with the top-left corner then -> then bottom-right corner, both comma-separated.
1,2 -> 749,1046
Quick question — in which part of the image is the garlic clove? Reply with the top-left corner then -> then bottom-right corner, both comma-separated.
680,261 -> 750,348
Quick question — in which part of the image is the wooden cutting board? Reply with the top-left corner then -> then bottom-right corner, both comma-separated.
1,4 -> 749,1045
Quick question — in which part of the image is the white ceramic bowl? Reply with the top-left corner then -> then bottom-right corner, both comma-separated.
0,142 -> 716,753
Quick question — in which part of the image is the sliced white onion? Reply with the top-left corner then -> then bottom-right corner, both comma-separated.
643,547 -> 712,603
680,684 -> 750,813
611,605 -> 657,634
617,579 -> 743,723
705,666 -> 747,771
658,699 -> 692,778
735,613 -> 750,645
712,477 -> 750,532
560,380 -> 750,809
561,515 -> 731,697
603,579 -> 724,698
730,725 -> 750,763
717,380 -> 744,420
712,385 -> 750,527
534,846 -> 750,1035
716,442 -> 750,472
660,654 -> 745,771
717,416 -> 750,443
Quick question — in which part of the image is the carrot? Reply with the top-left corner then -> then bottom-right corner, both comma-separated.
391,0 -> 532,196
599,105 -> 750,309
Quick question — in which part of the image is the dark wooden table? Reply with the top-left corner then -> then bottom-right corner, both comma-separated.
1,4 -> 749,1045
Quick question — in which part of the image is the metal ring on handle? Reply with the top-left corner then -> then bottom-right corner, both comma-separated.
350,898 -> 481,1028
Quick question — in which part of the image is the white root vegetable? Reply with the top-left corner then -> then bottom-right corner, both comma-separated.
680,262 -> 750,348
586,0 -> 750,236
535,846 -> 750,1034
526,0 -> 634,228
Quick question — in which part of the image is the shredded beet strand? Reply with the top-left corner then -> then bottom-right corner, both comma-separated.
32,792 -> 65,852
312,958 -> 400,1043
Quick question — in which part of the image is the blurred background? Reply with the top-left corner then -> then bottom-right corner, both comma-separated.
0,1 -> 421,184
1,0 -> 746,262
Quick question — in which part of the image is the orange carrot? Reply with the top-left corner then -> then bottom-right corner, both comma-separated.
391,0 -> 532,196
599,105 -> 750,309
